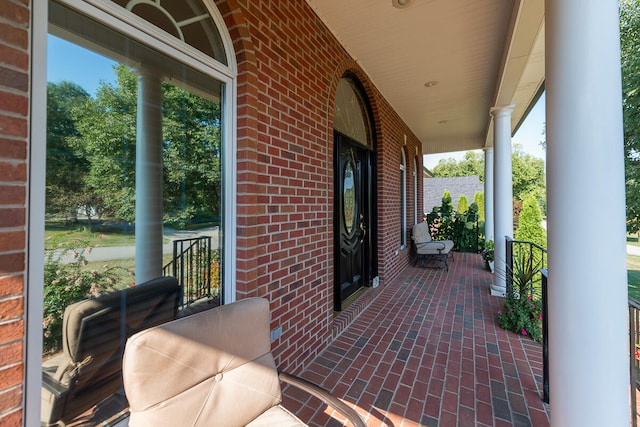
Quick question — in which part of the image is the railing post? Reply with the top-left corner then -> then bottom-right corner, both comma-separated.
506,236 -> 514,296
541,268 -> 549,404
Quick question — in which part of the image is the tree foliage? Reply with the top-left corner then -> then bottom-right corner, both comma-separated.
431,146 -> 545,205
621,0 -> 640,232
432,151 -> 484,180
515,194 -> 547,249
456,194 -> 469,213
46,65 -> 222,228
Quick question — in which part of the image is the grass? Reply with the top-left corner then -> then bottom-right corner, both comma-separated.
629,254 -> 640,302
45,220 -> 136,247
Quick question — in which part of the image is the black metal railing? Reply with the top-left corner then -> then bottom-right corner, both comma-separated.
162,236 -> 213,307
630,298 -> 640,426
505,236 -> 549,403
541,268 -> 549,404
505,236 -> 547,297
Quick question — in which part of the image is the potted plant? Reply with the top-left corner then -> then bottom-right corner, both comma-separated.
482,240 -> 494,272
497,249 -> 544,342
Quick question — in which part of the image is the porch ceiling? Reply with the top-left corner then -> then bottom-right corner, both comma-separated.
304,0 -> 545,155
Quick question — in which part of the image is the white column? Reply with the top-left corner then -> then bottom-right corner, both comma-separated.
135,70 -> 164,284
483,147 -> 494,243
490,105 -> 514,296
546,1 -> 628,426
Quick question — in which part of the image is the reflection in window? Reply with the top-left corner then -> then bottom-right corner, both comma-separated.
334,78 -> 370,146
343,162 -> 356,234
42,3 -> 224,425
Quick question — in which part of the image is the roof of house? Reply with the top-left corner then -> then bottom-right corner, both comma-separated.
423,176 -> 483,214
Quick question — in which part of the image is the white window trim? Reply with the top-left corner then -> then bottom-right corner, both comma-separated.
28,0 -> 237,421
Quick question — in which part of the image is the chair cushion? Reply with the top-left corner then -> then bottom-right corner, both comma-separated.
415,239 -> 454,255
412,222 -> 432,244
246,405 -> 306,426
123,298 -> 282,427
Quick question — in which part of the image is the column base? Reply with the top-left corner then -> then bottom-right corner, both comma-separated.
490,283 -> 506,297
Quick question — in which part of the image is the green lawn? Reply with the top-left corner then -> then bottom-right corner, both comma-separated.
629,254 -> 640,302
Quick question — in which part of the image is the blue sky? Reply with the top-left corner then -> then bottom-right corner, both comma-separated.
47,35 -> 117,96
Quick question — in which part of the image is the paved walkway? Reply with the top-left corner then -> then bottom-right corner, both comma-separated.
282,253 -> 549,427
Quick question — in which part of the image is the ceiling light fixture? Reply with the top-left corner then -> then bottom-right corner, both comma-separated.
424,80 -> 439,88
392,0 -> 413,9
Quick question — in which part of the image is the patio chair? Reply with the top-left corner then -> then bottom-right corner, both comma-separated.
412,221 -> 454,271
122,297 -> 366,427
41,276 -> 181,427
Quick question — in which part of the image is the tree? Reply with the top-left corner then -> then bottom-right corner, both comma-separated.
511,145 -> 546,205
621,0 -> 640,232
432,151 -> 484,180
432,146 -> 545,205
46,82 -> 93,222
474,191 -> 485,222
57,64 -> 223,226
515,194 -> 547,249
456,194 -> 469,213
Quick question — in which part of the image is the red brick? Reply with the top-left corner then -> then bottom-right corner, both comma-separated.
0,67 -> 28,92
0,139 -> 26,160
0,45 -> 27,72
0,0 -> 29,27
0,386 -> 22,415
0,162 -> 27,182
0,208 -> 24,228
0,253 -> 24,275
0,298 -> 22,321
0,321 -> 22,346
0,341 -> 21,369
0,186 -> 24,205
0,363 -> 22,390
0,275 -> 22,298
0,22 -> 27,49
0,92 -> 27,117
0,408 -> 22,427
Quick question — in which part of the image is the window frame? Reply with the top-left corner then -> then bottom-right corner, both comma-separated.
27,1 -> 237,422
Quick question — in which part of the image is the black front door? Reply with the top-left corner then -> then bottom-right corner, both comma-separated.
334,133 -> 372,311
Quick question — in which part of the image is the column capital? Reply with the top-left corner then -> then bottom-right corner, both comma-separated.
490,103 -> 515,117
483,146 -> 494,153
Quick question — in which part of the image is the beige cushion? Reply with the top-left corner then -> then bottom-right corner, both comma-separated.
123,298 -> 283,427
412,221 -> 432,244
412,222 -> 454,254
246,405 -> 306,426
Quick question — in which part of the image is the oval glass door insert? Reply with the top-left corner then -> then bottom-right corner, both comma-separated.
343,162 -> 356,234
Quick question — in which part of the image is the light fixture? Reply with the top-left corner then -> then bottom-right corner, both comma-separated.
424,80 -> 439,88
392,0 -> 413,9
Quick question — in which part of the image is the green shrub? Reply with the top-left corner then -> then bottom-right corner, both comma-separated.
43,234 -> 132,354
456,194 -> 469,214
515,194 -> 547,249
498,250 -> 543,342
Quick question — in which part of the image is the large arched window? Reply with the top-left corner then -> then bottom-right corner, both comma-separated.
32,1 -> 236,425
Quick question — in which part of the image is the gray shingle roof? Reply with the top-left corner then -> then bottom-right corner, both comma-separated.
423,176 -> 483,214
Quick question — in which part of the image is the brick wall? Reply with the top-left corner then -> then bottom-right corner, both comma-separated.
0,0 -> 423,422
219,0 -> 423,372
0,0 -> 30,424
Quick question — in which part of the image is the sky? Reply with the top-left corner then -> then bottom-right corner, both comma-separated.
423,94 -> 547,170
47,35 -> 117,96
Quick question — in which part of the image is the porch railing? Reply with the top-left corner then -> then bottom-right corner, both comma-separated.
505,237 -> 549,403
162,236 -> 212,307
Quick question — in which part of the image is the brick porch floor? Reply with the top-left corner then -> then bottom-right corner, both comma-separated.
282,252 -> 551,427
